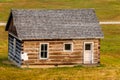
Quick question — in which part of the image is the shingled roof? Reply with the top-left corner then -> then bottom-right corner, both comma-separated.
6,9 -> 104,40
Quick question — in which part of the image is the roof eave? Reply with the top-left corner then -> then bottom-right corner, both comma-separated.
21,37 -> 104,41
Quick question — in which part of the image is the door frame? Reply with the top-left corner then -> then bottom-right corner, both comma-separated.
83,42 -> 94,64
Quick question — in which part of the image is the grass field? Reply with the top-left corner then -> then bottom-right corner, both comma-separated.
0,0 -> 120,22
0,24 -> 120,80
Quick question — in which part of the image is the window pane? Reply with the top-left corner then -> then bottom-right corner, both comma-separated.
65,44 -> 71,50
44,52 -> 47,58
85,44 -> 91,50
41,44 -> 44,50
44,44 -> 47,50
41,52 -> 44,58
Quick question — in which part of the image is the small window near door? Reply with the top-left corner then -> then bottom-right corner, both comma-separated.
40,43 -> 48,59
64,43 -> 73,51
85,44 -> 91,50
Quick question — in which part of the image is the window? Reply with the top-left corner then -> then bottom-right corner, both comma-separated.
40,43 -> 48,59
85,44 -> 91,50
64,43 -> 73,51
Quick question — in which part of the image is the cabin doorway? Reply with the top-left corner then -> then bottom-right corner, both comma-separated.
83,42 -> 94,64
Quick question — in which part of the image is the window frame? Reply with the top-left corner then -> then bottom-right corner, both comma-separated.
39,43 -> 49,59
63,42 -> 73,52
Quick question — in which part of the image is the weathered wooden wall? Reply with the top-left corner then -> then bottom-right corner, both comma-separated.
8,19 -> 18,36
22,39 -> 100,66
8,34 -> 22,66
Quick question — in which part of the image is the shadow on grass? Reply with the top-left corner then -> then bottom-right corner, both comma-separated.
97,64 -> 106,67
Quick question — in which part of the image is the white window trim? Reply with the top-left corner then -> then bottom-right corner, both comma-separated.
39,43 -> 49,59
83,42 -> 94,64
63,42 -> 73,52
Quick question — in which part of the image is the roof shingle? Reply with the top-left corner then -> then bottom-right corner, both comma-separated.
7,9 -> 104,40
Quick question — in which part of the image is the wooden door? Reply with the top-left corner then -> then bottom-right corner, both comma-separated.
83,42 -> 94,64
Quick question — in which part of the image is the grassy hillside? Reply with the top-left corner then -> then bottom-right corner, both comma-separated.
0,0 -> 120,22
0,25 -> 120,80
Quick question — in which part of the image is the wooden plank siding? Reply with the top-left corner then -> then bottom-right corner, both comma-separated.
22,39 -> 100,66
8,19 -> 18,36
8,34 -> 22,66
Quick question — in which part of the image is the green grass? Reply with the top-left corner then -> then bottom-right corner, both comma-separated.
0,25 -> 120,80
0,0 -> 13,2
0,0 -> 120,22
100,25 -> 120,67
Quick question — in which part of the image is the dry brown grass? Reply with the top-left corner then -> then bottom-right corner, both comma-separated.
0,24 -> 120,80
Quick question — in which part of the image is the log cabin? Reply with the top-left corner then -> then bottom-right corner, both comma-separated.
5,9 -> 104,68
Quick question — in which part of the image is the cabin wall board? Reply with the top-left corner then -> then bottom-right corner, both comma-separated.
8,34 -> 22,66
8,20 -> 18,36
22,39 -> 100,65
